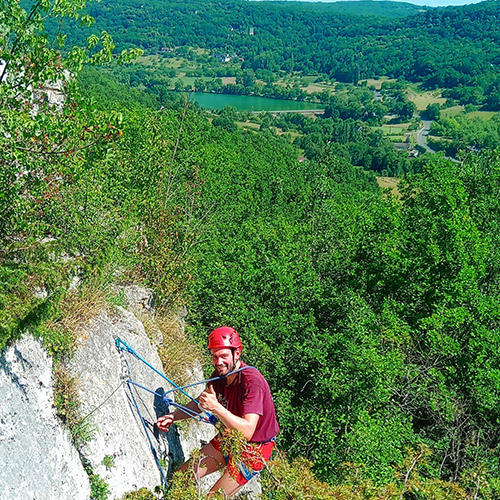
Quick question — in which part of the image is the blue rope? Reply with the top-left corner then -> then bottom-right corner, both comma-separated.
161,365 -> 256,397
116,338 -> 217,424
116,338 -> 200,404
115,337 -> 260,487
126,380 -> 211,423
115,337 -> 256,425
125,379 -> 169,486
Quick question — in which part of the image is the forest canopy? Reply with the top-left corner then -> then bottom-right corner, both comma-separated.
58,0 -> 500,97
3,0 -> 500,498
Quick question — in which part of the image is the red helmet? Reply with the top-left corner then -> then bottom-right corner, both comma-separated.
207,327 -> 242,350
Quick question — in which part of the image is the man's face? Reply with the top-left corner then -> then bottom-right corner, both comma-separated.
210,347 -> 240,376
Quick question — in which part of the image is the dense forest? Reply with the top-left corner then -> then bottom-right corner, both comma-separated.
3,0 -> 500,499
59,0 -> 500,108
67,0 -> 500,174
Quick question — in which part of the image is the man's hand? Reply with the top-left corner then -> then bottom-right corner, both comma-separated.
198,385 -> 220,413
156,414 -> 174,432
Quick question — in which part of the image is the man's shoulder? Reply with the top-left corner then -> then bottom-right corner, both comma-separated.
239,364 -> 268,386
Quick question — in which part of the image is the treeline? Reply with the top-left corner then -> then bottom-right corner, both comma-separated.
56,0 -> 500,108
266,112 -> 412,176
4,1 -> 500,497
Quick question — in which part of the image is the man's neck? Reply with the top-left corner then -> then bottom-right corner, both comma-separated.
226,360 -> 242,385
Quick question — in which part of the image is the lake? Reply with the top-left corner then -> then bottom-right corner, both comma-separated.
189,92 -> 324,112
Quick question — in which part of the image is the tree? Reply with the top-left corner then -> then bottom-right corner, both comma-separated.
422,103 -> 441,121
236,69 -> 256,88
0,0 -> 139,343
212,115 -> 237,132
193,78 -> 206,91
395,99 -> 416,121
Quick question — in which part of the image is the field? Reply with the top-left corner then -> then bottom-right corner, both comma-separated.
236,120 -> 260,132
137,54 -> 191,69
376,176 -> 401,197
440,107 -> 498,122
302,83 -> 334,94
362,77 -> 396,89
407,88 -> 446,111
440,105 -> 465,118
378,122 -> 412,142
467,110 -> 497,121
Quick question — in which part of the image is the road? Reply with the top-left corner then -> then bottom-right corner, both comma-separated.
416,119 -> 460,162
266,109 -> 325,116
416,120 -> 436,153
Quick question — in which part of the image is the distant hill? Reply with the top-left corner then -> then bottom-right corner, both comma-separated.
258,0 -> 429,18
58,0 -> 500,89
249,0 -> 429,18
57,0 -> 430,52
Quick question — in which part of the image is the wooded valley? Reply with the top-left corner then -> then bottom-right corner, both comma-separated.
3,0 -> 500,498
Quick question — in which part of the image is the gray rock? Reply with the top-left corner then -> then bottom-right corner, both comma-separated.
0,335 -> 91,500
69,306 -> 215,499
69,308 -> 171,498
0,284 -> 260,500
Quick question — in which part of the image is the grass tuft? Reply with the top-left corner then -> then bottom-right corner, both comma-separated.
141,313 -> 204,388
53,364 -> 94,446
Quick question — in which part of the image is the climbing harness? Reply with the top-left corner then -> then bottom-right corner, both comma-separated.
114,337 -> 256,486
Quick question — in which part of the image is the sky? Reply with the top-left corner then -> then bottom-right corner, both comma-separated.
274,0 -> 486,6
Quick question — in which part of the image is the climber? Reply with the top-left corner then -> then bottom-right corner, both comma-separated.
156,326 -> 279,498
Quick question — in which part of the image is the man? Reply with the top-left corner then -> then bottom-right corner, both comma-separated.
156,326 -> 279,498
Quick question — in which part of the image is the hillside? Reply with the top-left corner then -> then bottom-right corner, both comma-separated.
4,0 -> 500,497
55,0 -> 500,88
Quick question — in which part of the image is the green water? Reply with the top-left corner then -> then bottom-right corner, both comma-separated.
190,92 -> 324,112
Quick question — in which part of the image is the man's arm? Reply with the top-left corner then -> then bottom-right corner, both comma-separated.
198,385 -> 260,440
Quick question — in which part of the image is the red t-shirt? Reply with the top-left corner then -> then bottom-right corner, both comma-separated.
209,362 -> 280,443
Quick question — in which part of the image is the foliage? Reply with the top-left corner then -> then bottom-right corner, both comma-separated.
430,113 -> 500,156
261,453 -> 337,500
53,362 -> 95,445
102,454 -> 115,470
119,488 -> 156,500
5,0 -> 500,494
277,111 -> 413,176
90,475 -> 111,500
78,66 -> 160,110
187,142 -> 500,488
162,464 -> 225,500
88,471 -> 111,500
81,456 -> 111,500
0,0 -> 141,98
0,0 -> 141,350
219,428 -> 247,474
423,103 -> 442,121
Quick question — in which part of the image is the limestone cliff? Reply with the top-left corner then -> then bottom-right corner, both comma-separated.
0,287 -> 260,500
0,335 -> 91,500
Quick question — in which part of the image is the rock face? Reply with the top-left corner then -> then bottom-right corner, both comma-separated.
0,288 -> 261,499
0,335 -> 91,500
68,306 -> 216,498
